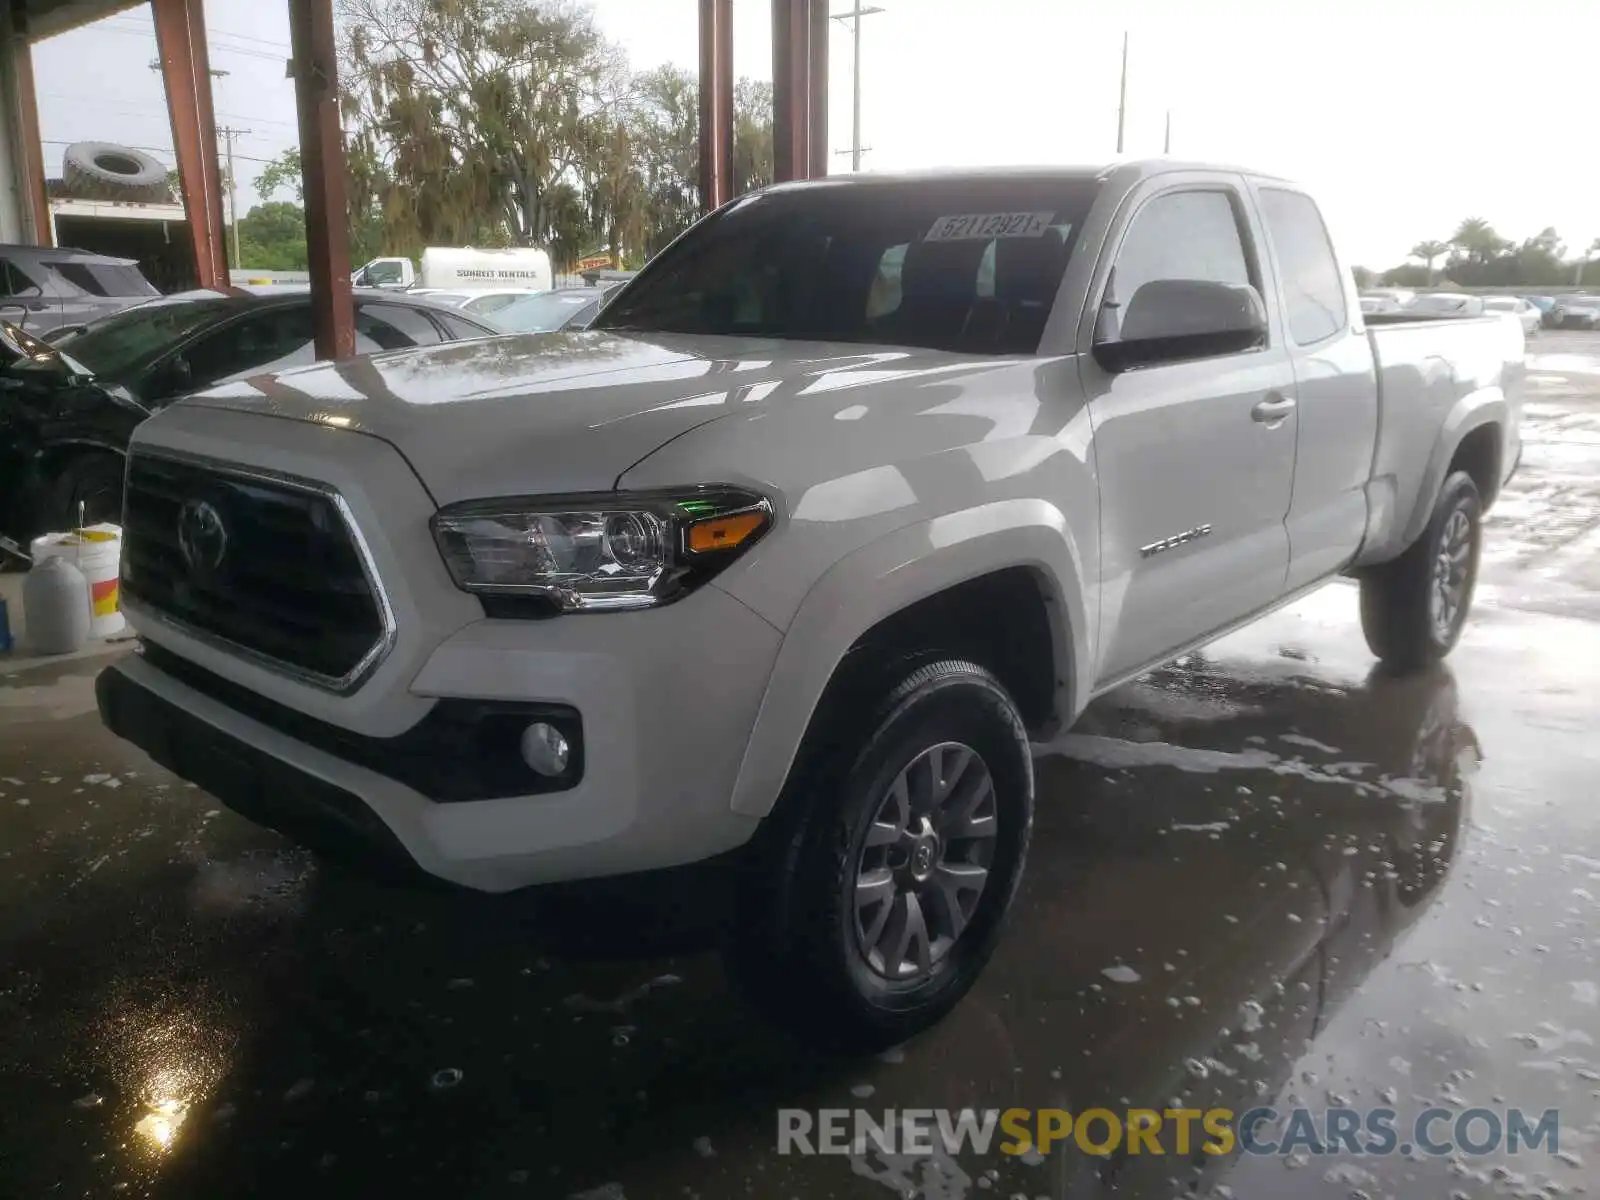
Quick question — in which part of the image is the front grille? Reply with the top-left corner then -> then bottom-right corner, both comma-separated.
122,452 -> 390,688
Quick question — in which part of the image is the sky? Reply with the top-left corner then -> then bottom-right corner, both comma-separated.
30,0 -> 1600,269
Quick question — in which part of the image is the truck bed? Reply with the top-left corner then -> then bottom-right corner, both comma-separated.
1355,314 -> 1524,565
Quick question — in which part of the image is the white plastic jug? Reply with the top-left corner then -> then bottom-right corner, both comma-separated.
22,556 -> 91,654
30,524 -> 124,638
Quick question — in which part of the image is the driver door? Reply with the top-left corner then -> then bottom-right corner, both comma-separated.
1082,180 -> 1299,684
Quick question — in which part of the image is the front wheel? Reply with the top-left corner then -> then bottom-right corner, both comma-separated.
1359,470 -> 1482,672
728,659 -> 1034,1050
44,451 -> 125,533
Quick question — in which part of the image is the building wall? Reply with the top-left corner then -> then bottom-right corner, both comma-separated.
0,18 -> 28,243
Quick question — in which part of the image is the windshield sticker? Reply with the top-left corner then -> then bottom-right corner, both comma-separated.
924,212 -> 1054,242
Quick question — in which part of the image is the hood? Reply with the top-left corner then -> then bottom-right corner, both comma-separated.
174,330 -> 986,503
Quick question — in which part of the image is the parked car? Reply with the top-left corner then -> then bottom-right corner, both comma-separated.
0,289 -> 498,540
0,244 -> 159,336
1358,292 -> 1405,315
1522,294 -> 1555,317
1405,291 -> 1485,316
485,287 -> 610,333
406,288 -> 549,322
1362,286 -> 1414,308
1548,295 -> 1600,329
1481,294 -> 1541,336
96,162 -> 1521,1049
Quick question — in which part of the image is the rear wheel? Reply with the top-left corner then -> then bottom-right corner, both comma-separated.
1359,470 -> 1482,672
728,659 -> 1034,1050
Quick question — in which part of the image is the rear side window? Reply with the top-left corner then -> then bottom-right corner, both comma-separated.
50,261 -> 105,295
1259,188 -> 1348,345
357,302 -> 445,350
89,263 -> 157,297
1110,190 -> 1254,309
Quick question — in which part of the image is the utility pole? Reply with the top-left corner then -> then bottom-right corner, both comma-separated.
831,2 -> 885,171
1115,32 -> 1128,154
1163,109 -> 1171,154
217,126 -> 251,267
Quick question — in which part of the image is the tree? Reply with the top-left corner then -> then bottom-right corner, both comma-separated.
236,201 -> 309,270
1409,240 -> 1448,284
339,0 -> 627,251
1350,265 -> 1375,288
733,78 -> 774,194
255,148 -> 304,204
1380,263 -> 1431,287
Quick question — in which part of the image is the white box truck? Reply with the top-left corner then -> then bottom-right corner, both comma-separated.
352,247 -> 553,293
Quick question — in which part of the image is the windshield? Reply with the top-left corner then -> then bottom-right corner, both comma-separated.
48,297 -> 231,376
1562,296 -> 1600,309
490,290 -> 604,332
593,178 -> 1099,354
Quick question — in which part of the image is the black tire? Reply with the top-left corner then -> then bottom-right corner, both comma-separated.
1359,470 -> 1482,672
44,452 -> 125,533
62,142 -> 170,202
728,659 -> 1034,1051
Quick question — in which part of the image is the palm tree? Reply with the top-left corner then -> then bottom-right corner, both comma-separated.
1410,239 -> 1449,283
1450,217 -> 1510,266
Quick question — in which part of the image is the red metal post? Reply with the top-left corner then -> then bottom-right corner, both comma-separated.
151,0 -> 228,288
697,0 -> 733,211
806,0 -> 829,179
12,43 -> 53,247
771,0 -> 807,183
288,0 -> 355,360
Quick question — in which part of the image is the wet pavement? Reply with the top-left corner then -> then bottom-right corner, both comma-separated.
3,334 -> 1599,1199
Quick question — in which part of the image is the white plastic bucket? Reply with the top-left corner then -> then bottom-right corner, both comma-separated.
29,523 -> 124,638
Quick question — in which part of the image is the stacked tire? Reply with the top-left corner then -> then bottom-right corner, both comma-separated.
62,142 -> 171,203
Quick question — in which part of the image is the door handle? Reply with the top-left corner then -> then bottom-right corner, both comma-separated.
1252,394 -> 1297,424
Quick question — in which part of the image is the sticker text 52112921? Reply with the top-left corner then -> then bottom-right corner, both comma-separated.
924,212 -> 1055,242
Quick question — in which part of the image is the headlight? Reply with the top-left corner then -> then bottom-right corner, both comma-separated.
431,487 -> 772,612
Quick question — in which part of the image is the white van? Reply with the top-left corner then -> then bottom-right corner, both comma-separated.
353,247 -> 553,294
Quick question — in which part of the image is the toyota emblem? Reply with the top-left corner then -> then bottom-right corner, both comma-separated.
176,498 -> 228,574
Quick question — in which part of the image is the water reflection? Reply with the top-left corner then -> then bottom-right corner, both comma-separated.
900,661 -> 1477,1198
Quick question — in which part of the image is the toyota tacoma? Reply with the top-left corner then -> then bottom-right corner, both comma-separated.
96,161 -> 1523,1047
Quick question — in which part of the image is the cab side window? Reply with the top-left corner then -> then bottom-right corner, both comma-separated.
1259,187 -> 1347,345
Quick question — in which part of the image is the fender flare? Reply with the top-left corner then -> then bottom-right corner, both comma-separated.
726,498 -> 1090,818
1398,387 -> 1507,550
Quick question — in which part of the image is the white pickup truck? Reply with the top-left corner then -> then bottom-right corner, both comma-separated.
96,161 -> 1522,1047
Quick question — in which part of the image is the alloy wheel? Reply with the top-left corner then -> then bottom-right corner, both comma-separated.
853,741 -> 998,982
1429,507 -> 1473,641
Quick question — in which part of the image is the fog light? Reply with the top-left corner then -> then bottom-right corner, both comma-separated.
520,721 -> 570,777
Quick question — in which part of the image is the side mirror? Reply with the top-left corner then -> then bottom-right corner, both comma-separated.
1093,279 -> 1268,373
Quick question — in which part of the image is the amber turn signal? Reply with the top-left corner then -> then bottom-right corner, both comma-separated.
686,510 -> 767,554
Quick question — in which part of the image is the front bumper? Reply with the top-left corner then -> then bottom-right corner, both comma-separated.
101,581 -> 783,893
104,404 -> 786,892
